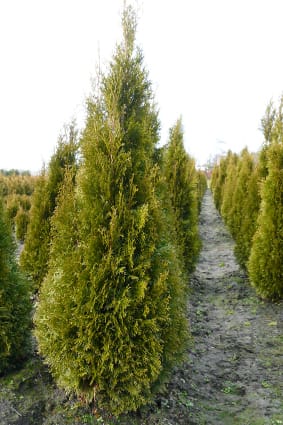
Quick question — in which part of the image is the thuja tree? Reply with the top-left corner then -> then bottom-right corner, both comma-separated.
0,198 -> 31,374
196,170 -> 207,213
220,151 -> 239,228
233,157 -> 261,268
229,148 -> 254,240
211,154 -> 229,211
20,122 -> 78,290
248,107 -> 283,300
35,7 -> 188,416
256,101 -> 276,181
162,118 -> 200,273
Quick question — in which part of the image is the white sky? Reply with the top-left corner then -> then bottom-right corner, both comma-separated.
1,0 -> 283,172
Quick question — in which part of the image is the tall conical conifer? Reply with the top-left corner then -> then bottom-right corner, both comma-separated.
20,122 -> 78,290
35,7 -> 188,416
163,118 -> 200,273
248,102 -> 283,300
220,151 -> 238,229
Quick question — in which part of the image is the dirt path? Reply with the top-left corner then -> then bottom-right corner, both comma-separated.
156,189 -> 283,425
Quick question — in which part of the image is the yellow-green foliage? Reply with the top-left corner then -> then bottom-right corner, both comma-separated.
0,198 -> 31,374
220,152 -> 238,229
234,162 -> 261,268
230,149 -> 254,239
162,118 -> 201,273
248,136 -> 283,300
0,172 -> 36,240
211,97 -> 283,300
35,7 -> 189,417
212,148 -> 261,269
15,207 -> 30,242
20,123 -> 78,291
196,170 -> 207,212
211,154 -> 229,211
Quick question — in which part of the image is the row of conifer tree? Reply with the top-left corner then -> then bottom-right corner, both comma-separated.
0,171 -> 37,241
211,97 -> 283,301
0,6 -> 207,416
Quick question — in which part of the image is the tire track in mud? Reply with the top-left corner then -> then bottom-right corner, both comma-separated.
158,189 -> 283,425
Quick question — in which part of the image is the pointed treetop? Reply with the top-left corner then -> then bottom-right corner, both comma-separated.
122,3 -> 137,56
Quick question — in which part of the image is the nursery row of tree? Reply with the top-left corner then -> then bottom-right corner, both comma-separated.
1,6 -> 206,417
211,97 -> 283,301
0,171 -> 39,241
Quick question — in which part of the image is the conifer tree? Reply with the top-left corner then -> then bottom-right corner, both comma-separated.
15,207 -> 30,242
0,198 -> 31,373
211,154 -> 229,211
229,148 -> 254,240
220,151 -> 238,228
248,108 -> 283,300
196,170 -> 207,212
162,118 -> 200,273
258,101 -> 276,179
234,162 -> 261,268
20,122 -> 78,290
35,6 -> 188,416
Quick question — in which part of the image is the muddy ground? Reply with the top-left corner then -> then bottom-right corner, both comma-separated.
0,189 -> 282,424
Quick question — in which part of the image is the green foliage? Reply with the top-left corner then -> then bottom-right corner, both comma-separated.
229,149 -> 254,239
162,118 -> 201,273
0,173 -> 36,240
220,151 -> 238,230
248,139 -> 283,300
19,171 -> 51,289
212,149 -> 261,269
234,162 -> 261,268
15,207 -> 30,242
0,172 -> 36,197
35,6 -> 189,416
211,154 -> 229,211
212,96 -> 283,300
196,170 -> 207,212
0,199 -> 31,374
20,122 -> 78,290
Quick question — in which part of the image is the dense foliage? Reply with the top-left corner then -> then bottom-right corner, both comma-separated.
248,100 -> 283,300
0,171 -> 38,241
0,198 -> 31,374
162,118 -> 201,273
20,122 -> 78,291
211,97 -> 283,300
34,8 -> 197,416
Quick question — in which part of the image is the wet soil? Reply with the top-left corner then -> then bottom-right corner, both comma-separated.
1,189 -> 282,424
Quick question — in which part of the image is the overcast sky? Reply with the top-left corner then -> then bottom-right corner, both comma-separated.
1,0 -> 283,172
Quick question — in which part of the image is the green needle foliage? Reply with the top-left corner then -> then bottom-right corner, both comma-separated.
212,97 -> 283,300
220,151 -> 238,231
234,164 -> 261,268
20,121 -> 78,291
0,198 -> 31,374
35,6 -> 189,416
211,154 -> 229,211
229,149 -> 254,239
248,127 -> 283,300
162,118 -> 200,273
196,170 -> 207,213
